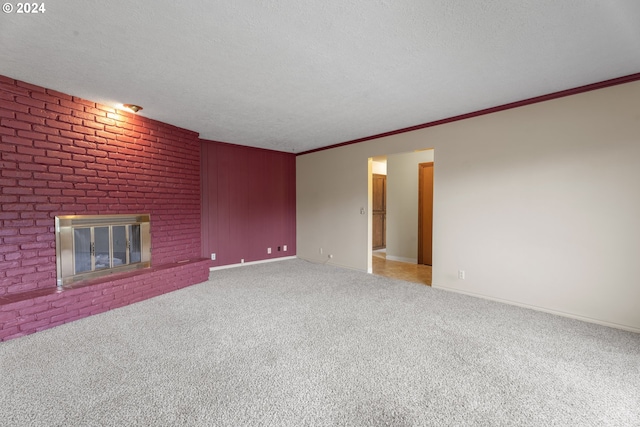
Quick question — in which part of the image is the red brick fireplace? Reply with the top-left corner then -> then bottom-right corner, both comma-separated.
0,76 -> 211,341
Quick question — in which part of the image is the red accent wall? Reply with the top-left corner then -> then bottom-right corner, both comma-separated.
201,141 -> 296,266
0,75 -> 210,340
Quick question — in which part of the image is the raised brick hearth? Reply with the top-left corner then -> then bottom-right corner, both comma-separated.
0,259 -> 210,340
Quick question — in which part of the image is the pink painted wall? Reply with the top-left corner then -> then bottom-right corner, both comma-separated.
201,141 -> 296,266
0,75 -> 204,294
0,75 -> 211,340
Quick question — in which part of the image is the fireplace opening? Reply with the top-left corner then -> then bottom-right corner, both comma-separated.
55,214 -> 151,287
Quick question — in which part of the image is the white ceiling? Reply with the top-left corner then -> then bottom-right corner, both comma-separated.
1,1 -> 639,153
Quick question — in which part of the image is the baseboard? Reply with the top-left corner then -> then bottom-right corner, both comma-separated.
209,257 -> 639,333
296,256 -> 370,273
432,284 -> 640,334
385,255 -> 417,264
209,256 -> 297,271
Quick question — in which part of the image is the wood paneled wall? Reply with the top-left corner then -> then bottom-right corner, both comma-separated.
200,141 -> 296,266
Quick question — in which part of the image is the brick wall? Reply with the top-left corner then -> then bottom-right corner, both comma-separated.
0,75 -> 210,340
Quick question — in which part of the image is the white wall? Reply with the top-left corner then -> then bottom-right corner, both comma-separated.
386,150 -> 434,263
297,81 -> 640,332
371,160 -> 387,175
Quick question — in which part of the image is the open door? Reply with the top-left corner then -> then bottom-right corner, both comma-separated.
418,162 -> 433,265
372,174 -> 386,250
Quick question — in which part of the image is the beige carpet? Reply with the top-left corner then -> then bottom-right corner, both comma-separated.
1,259 -> 639,426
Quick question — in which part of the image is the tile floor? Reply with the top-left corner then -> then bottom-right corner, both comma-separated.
372,250 -> 431,286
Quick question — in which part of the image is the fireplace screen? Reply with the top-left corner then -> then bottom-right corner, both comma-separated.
55,214 -> 151,287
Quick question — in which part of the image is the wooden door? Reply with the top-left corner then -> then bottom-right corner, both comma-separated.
372,174 -> 386,250
418,163 -> 433,265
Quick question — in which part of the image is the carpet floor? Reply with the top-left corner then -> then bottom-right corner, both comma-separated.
1,259 -> 639,426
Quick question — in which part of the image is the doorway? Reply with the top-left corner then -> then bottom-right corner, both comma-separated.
369,150 -> 433,285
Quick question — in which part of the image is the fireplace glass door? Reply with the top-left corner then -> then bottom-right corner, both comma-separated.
56,214 -> 151,287
73,227 -> 92,274
72,225 -> 141,274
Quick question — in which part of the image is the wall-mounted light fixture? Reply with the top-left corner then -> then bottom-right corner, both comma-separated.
123,104 -> 143,113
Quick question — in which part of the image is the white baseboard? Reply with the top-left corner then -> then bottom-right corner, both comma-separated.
385,255 -> 417,264
209,256 -> 298,271
297,256 -> 369,273
432,284 -> 640,334
209,257 -> 639,333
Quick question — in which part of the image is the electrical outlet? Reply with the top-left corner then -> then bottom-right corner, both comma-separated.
211,253 -> 216,261
319,248 -> 323,254
283,245 -> 287,251
458,270 -> 465,280
329,254 -> 333,259
277,246 -> 281,251
267,247 -> 271,254
241,259 -> 244,264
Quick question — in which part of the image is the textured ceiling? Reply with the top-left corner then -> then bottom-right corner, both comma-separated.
1,1 -> 639,153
